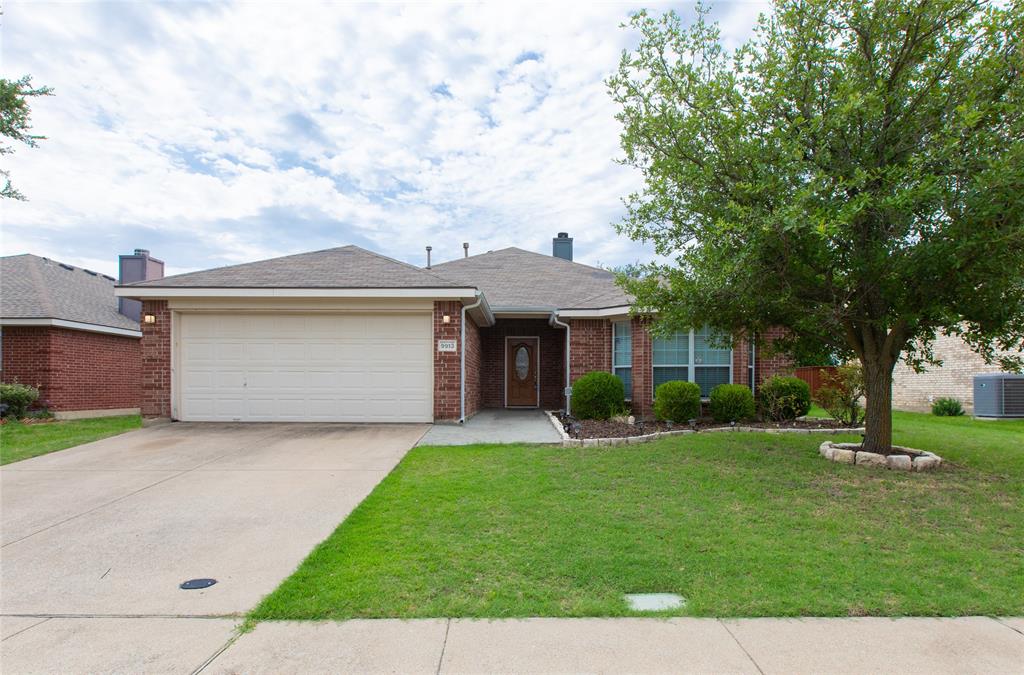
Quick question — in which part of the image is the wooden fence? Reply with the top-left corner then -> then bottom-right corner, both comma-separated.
793,366 -> 838,396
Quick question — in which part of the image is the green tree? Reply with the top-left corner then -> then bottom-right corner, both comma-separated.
608,0 -> 1024,453
1,75 -> 53,200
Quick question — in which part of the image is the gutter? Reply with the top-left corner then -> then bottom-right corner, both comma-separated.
459,291 -> 485,423
549,311 -> 572,416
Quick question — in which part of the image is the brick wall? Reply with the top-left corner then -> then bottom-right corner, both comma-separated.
433,301 -> 462,420
480,319 -> 566,409
140,300 -> 172,417
892,333 -> 1022,413
1,325 -> 140,412
754,326 -> 794,386
568,319 -> 611,382
464,313 -> 483,417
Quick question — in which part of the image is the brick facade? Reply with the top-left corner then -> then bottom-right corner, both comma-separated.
892,333 -> 1022,413
433,301 -> 462,420
140,300 -> 172,418
1,325 -> 140,413
568,319 -> 611,383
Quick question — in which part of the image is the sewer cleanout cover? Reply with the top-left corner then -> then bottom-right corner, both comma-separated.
179,578 -> 217,590
625,593 -> 686,611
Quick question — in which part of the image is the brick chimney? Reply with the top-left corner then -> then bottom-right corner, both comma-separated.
118,248 -> 164,321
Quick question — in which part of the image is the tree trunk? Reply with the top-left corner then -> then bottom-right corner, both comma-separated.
862,357 -> 895,453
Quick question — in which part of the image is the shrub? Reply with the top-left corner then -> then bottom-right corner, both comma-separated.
709,384 -> 755,422
932,397 -> 965,417
653,380 -> 701,422
815,364 -> 866,426
0,382 -> 40,419
572,371 -> 626,420
758,375 -> 811,422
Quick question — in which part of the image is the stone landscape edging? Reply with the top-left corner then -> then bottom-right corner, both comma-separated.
819,441 -> 942,471
544,411 -> 865,448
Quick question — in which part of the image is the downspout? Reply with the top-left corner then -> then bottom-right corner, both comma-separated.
459,292 -> 484,424
549,311 -> 571,416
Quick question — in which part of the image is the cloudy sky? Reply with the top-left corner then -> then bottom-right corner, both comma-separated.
2,1 -> 765,278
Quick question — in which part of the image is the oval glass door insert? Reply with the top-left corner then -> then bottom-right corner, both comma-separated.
515,346 -> 530,380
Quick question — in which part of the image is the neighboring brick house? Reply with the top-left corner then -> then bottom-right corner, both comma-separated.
117,234 -> 792,423
0,251 -> 162,418
892,332 -> 1024,413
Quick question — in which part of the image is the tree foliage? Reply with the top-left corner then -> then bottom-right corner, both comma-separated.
608,0 -> 1024,451
0,75 -> 53,200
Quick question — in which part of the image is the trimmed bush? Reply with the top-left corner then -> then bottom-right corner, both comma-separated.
654,380 -> 701,422
815,364 -> 866,426
572,371 -> 626,420
0,382 -> 40,419
932,397 -> 965,417
709,384 -> 755,422
758,375 -> 811,422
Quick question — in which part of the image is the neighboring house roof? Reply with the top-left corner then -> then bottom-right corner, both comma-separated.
0,254 -> 140,332
127,245 -> 465,289
429,247 -> 631,310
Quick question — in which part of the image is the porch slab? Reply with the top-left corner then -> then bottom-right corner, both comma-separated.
418,409 -> 562,446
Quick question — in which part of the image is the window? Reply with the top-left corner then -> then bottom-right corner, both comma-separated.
653,330 -> 689,391
652,327 -> 732,397
694,326 -> 731,395
612,320 -> 632,399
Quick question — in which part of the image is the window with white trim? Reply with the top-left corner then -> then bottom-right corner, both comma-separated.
612,320 -> 632,399
652,326 -> 732,397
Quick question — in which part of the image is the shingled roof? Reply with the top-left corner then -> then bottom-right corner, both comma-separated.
430,247 -> 631,310
0,254 -> 139,331
127,245 -> 465,289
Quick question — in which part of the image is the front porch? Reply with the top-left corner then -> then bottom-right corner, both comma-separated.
417,409 -> 562,446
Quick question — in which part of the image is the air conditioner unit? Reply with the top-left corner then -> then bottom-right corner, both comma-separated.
973,373 -> 1024,418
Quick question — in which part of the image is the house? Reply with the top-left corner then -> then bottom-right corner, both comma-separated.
892,332 -> 1023,414
115,234 -> 789,423
0,250 -> 163,418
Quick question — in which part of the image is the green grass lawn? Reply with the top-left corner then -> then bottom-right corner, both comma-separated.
0,415 -> 142,465
252,411 -> 1024,620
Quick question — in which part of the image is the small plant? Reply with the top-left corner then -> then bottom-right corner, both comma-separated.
932,397 -> 965,417
709,384 -> 755,422
572,371 -> 626,420
0,382 -> 40,419
654,380 -> 701,422
758,375 -> 811,422
815,364 -> 866,426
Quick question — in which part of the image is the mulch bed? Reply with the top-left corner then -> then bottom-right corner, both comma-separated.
559,413 -> 854,439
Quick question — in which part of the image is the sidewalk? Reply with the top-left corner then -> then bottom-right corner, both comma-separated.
3,616 -> 1022,673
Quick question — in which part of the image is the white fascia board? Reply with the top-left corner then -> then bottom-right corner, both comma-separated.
0,318 -> 142,338
556,305 -> 634,318
114,286 -> 478,299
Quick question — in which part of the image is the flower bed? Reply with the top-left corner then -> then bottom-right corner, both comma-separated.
545,411 -> 865,447
818,441 -> 942,471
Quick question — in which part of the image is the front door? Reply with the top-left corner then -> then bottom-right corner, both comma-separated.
506,337 -> 539,407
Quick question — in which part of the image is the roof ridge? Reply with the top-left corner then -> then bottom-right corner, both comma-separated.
129,245 -> 360,286
357,246 -> 465,285
431,245 -> 613,274
27,256 -> 57,317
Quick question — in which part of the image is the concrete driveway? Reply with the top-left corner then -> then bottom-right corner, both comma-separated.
1,422 -> 425,673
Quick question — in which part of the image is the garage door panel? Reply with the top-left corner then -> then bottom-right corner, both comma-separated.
178,313 -> 432,422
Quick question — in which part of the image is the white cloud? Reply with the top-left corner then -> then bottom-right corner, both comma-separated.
1,1 -> 765,277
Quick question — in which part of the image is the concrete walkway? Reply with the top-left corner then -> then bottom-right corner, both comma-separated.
418,408 -> 562,446
7,615 -> 1016,674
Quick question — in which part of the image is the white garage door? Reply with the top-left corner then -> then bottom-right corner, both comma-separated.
178,313 -> 432,422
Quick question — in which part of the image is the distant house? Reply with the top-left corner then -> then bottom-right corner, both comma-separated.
0,250 -> 163,418
892,332 -> 1024,414
116,233 -> 791,423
